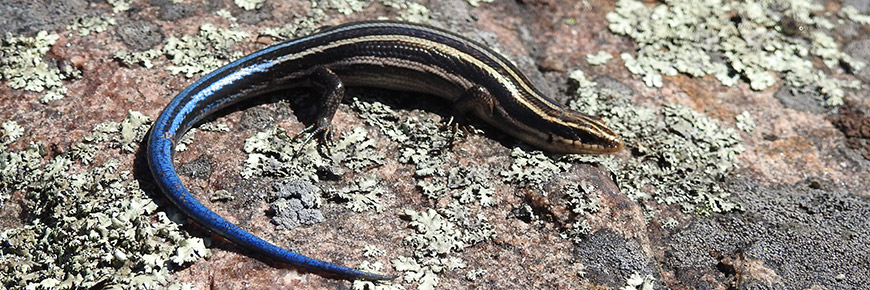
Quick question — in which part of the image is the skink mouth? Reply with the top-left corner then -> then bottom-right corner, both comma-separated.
531,134 -> 624,154
566,139 -> 624,154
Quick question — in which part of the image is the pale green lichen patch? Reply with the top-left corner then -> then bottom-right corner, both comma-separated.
163,23 -> 249,77
174,128 -> 196,152
234,0 -> 265,11
66,15 -> 117,36
560,180 -> 603,240
257,8 -> 327,40
0,31 -> 69,103
0,120 -> 22,207
242,124 -> 387,212
118,110 -> 152,153
199,121 -> 231,132
500,148 -> 571,188
68,111 -> 152,165
354,261 -> 406,290
241,127 -> 315,179
448,167 -> 495,206
239,91 -> 495,287
214,9 -> 238,22
107,0 -> 132,13
499,145 -> 612,240
840,5 -> 870,25
115,21 -> 249,77
606,0 -> 863,106
621,273 -> 657,290
389,204 -> 493,289
257,0 -> 381,40
321,0 -> 370,15
349,97 -> 500,287
349,97 -> 473,203
242,125 -> 382,177
380,0 -> 431,23
1,121 -> 23,143
393,209 -> 471,290
441,201 -> 496,246
363,245 -> 386,257
569,70 -> 744,216
357,245 -> 403,289
735,111 -> 756,133
329,175 -> 388,212
114,49 -> 161,69
587,51 -> 613,66
353,97 -> 494,208
466,0 -> 494,7
0,114 -> 206,289
464,268 -> 487,281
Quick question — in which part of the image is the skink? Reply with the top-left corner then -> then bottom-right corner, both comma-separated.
147,20 -> 623,281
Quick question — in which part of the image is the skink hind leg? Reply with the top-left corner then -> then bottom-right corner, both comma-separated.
293,66 -> 345,150
443,85 -> 496,139
453,85 -> 496,118
283,67 -> 396,281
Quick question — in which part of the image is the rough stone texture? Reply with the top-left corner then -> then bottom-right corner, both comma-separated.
664,179 -> 870,289
1,0 -> 869,289
117,19 -> 164,51
155,1 -> 197,21
773,85 -> 829,115
177,154 -> 213,180
0,0 -> 91,36
575,230 -> 662,289
846,38 -> 870,82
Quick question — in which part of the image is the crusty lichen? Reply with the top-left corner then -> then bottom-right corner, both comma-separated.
0,121 -> 22,207
500,147 -> 570,189
587,51 -> 613,66
330,175 -> 389,212
380,0 -> 431,23
466,0 -> 493,8
392,209 -> 470,290
66,15 -> 117,36
163,23 -> 249,77
107,0 -> 132,13
0,113 -> 207,289
114,49 -> 161,69
241,124 -> 389,213
354,261 -> 405,290
68,111 -> 152,165
840,5 -> 870,25
0,31 -> 69,103
237,88 -> 500,287
270,180 -> 325,229
606,0 -> 863,106
257,7 -> 327,40
321,0 -> 370,15
115,20 -> 249,78
234,0 -> 265,11
568,70 -> 744,216
0,121 -> 23,143
735,111 -> 756,133
621,273 -> 656,290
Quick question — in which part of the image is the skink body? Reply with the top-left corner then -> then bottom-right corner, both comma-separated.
147,21 -> 622,281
